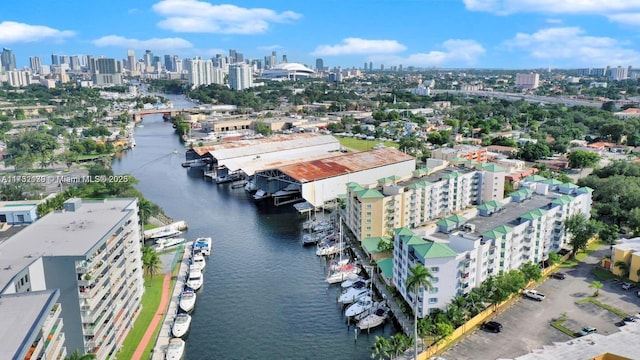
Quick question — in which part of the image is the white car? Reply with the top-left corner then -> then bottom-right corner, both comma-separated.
622,282 -> 632,290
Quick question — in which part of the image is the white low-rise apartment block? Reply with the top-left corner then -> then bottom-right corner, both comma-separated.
0,198 -> 144,359
391,176 -> 592,316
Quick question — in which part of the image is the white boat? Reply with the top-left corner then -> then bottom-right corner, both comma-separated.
302,230 -> 325,246
253,189 -> 270,201
341,276 -> 365,289
316,241 -> 345,257
171,313 -> 192,338
244,180 -> 257,193
165,337 -> 185,360
312,221 -> 333,232
338,287 -> 372,305
326,263 -> 361,284
155,237 -> 185,251
186,266 -> 203,291
357,304 -> 390,330
345,296 -> 375,317
216,173 -> 241,184
330,258 -> 351,271
192,253 -> 206,270
148,227 -> 183,240
273,183 -> 300,197
179,289 -> 196,313
194,237 -> 212,256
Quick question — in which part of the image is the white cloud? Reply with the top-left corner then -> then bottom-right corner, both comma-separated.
546,18 -> 563,24
607,13 -> 640,26
152,0 -> 301,34
504,27 -> 640,66
369,39 -> 485,67
92,35 -> 193,50
311,38 -> 406,56
0,21 -> 74,43
462,0 -> 640,15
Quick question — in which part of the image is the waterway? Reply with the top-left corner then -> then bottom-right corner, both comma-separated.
111,94 -> 395,359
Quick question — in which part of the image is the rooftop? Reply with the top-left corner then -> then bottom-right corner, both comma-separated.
0,198 -> 137,291
0,289 -> 59,359
190,133 -> 335,157
279,147 -> 415,183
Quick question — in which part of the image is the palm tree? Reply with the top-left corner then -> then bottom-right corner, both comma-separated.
371,336 -> 391,360
614,261 -> 629,277
589,280 -> 603,297
142,246 -> 162,279
406,263 -> 434,360
65,349 -> 96,360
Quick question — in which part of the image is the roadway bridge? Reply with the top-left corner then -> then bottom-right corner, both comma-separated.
431,89 -> 605,108
132,105 -> 238,122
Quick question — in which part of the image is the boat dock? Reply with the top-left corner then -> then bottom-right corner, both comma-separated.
346,236 -> 415,337
151,242 -> 192,360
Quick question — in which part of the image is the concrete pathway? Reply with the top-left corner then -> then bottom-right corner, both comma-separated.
132,273 -> 171,360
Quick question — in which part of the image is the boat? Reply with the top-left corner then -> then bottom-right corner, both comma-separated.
312,221 -> 333,232
186,266 -> 203,291
179,289 -> 196,313
216,172 -> 242,184
341,276 -> 366,289
302,230 -> 332,246
192,252 -> 206,270
326,263 -> 361,284
171,313 -> 192,338
316,241 -> 345,257
357,303 -> 390,330
148,227 -> 183,240
273,183 -> 300,197
253,189 -> 270,201
338,287 -> 372,305
244,179 -> 257,193
193,237 -> 212,256
166,337 -> 185,360
345,296 -> 375,317
155,237 -> 185,251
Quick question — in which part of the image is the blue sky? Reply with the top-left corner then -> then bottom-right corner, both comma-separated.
2,0 -> 640,69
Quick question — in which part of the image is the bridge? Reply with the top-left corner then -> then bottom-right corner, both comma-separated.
431,89 -> 605,108
132,104 -> 239,122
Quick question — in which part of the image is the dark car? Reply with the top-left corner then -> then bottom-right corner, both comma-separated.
577,326 -> 597,336
623,316 -> 637,323
482,321 -> 503,333
550,272 -> 566,280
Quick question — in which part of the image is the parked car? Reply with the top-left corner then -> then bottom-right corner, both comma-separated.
522,289 -> 546,301
577,326 -> 597,337
482,321 -> 503,333
622,282 -> 632,290
623,316 -> 637,323
550,272 -> 566,280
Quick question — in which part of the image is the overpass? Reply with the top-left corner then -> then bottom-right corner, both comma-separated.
431,90 -> 605,108
132,105 -> 238,122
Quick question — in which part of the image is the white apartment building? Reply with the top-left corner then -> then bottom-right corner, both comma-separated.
609,66 -> 629,81
0,198 -> 144,359
187,57 -> 224,88
391,177 -> 592,316
515,72 -> 540,89
228,63 -> 253,91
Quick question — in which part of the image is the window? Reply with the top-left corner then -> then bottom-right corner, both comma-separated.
366,211 -> 372,216
432,277 -> 439,283
428,298 -> 438,304
430,266 -> 439,273
429,287 -> 438,294
366,204 -> 372,209
365,226 -> 371,230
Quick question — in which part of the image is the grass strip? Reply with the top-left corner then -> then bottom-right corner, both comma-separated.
118,275 -> 165,359
550,319 -> 576,338
591,267 -> 617,281
576,297 -> 629,318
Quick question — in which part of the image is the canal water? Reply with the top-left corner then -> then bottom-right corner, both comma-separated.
111,95 -> 395,359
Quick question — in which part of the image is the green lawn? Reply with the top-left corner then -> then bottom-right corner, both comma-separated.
550,318 -> 575,338
592,267 -> 617,281
144,223 -> 159,231
576,297 -> 629,318
336,137 -> 399,152
117,275 -> 165,359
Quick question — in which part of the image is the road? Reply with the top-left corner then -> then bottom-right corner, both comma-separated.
431,90 -> 604,108
441,246 -> 640,360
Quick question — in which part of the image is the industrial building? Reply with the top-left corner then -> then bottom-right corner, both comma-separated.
0,198 -> 144,359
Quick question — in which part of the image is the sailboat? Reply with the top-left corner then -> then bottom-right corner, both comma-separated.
325,220 -> 361,284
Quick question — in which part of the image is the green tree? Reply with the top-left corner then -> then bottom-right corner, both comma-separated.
547,252 -> 562,266
589,280 -> 603,297
614,261 -> 629,277
520,262 -> 542,282
406,263 -> 434,360
568,150 -> 600,170
141,246 -> 162,279
564,213 -> 598,258
371,336 -> 391,360
254,121 -> 273,136
65,349 -> 96,360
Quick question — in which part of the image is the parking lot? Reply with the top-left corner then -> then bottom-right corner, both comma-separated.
441,247 -> 640,360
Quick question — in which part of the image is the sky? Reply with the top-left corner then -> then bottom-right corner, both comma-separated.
2,0 -> 640,70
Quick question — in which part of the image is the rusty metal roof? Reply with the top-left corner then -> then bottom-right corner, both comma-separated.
278,148 -> 415,182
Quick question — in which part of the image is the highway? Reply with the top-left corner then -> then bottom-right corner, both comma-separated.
431,89 -> 605,108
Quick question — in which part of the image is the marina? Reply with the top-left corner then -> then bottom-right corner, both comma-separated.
112,95 -> 396,359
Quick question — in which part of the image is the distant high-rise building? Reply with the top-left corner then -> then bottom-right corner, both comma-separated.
380,64 -> 385,71
399,64 -> 403,72
93,58 -> 123,85
515,72 -> 540,89
236,53 -> 244,63
363,62 -> 368,71
282,55 -> 288,63
164,54 -> 172,72
186,57 -> 223,88
86,55 -> 96,74
316,58 -> 324,72
229,49 -> 237,63
29,56 -> 43,74
1,48 -> 16,71
70,56 -> 81,71
609,66 -> 629,81
51,54 -> 60,66
228,63 -> 253,90
128,50 -> 137,74
143,50 -> 153,71
369,62 -> 373,72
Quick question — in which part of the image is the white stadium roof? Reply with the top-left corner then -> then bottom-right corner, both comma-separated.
263,62 -> 315,79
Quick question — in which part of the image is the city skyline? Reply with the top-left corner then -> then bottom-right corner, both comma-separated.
2,0 -> 640,70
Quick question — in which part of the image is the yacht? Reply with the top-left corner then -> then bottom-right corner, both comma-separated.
193,237 -> 212,256
186,266 -> 203,291
326,263 -> 361,284
165,338 -> 185,360
357,303 -> 390,330
179,289 -> 196,313
155,237 -> 185,251
148,227 -> 182,240
192,253 -> 206,270
171,313 -> 192,338
345,296 -> 375,317
253,189 -> 270,201
338,287 -> 372,305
